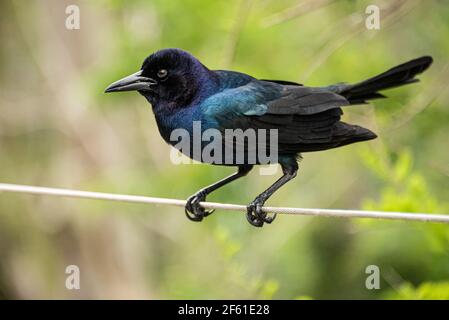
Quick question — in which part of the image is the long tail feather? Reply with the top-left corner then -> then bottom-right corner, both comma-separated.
330,56 -> 433,104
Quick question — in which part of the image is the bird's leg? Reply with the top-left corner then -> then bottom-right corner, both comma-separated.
246,162 -> 298,227
185,165 -> 253,222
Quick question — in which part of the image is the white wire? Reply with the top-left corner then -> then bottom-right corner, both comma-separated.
0,183 -> 448,224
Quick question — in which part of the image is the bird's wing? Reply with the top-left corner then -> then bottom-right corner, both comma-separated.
265,85 -> 349,115
201,81 -> 349,147
202,81 -> 348,118
259,79 -> 303,86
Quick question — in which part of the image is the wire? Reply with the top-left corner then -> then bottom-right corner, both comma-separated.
0,183 -> 448,224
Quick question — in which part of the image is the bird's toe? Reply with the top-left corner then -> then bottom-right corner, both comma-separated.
246,200 -> 277,227
184,192 -> 214,222
246,203 -> 264,227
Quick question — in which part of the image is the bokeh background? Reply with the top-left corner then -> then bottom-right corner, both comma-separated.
0,0 -> 448,299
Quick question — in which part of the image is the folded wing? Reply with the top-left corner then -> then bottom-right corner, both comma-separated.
202,79 -> 374,154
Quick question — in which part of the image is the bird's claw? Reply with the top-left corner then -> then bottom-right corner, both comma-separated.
185,190 -> 214,222
246,200 -> 277,227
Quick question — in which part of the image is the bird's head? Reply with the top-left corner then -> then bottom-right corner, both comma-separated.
105,48 -> 213,107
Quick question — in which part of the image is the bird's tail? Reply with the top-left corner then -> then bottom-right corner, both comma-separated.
330,56 -> 433,104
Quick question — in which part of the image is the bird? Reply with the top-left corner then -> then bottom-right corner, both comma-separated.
105,48 -> 433,227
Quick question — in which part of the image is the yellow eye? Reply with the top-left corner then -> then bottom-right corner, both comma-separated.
157,69 -> 168,78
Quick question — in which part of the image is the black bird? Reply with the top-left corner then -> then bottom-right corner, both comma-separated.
105,48 -> 432,227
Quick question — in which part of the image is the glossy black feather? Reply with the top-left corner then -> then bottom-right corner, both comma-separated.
226,109 -> 376,153
328,56 -> 433,104
266,86 -> 349,115
260,79 -> 303,86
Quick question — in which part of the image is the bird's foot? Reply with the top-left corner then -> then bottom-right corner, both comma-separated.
185,190 -> 215,222
246,198 -> 277,227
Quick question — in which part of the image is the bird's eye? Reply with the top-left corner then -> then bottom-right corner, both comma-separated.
157,69 -> 168,78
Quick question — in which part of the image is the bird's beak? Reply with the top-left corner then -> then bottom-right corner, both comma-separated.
104,70 -> 157,93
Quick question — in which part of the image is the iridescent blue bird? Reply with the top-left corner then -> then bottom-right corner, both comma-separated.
105,48 -> 432,227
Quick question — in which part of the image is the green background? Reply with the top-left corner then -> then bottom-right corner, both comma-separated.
0,0 -> 448,299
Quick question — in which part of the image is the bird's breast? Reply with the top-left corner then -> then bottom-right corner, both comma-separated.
153,106 -> 200,144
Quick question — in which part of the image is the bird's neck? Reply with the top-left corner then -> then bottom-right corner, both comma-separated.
191,68 -> 220,105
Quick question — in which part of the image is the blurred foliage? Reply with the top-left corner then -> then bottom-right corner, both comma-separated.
0,0 -> 448,299
385,282 -> 449,300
